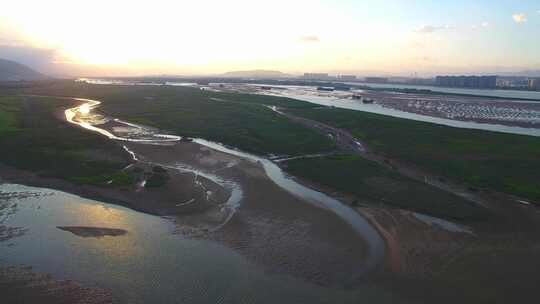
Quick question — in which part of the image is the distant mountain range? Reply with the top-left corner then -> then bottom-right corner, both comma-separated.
0,58 -> 49,81
219,70 -> 291,79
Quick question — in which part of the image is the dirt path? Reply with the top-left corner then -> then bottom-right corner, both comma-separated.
269,106 -> 366,154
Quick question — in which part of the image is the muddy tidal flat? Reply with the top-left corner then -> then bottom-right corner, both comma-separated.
57,226 -> 128,238
1,85 -> 540,303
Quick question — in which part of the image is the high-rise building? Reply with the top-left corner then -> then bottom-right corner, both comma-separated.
528,78 -> 540,90
303,73 -> 330,80
435,75 -> 497,89
496,76 -> 529,88
364,77 -> 388,83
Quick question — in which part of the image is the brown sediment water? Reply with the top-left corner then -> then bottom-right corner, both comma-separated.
0,182 -> 390,304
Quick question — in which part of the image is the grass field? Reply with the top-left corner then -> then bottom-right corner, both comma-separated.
0,95 -> 131,186
99,88 -> 335,156
285,155 -> 489,220
286,107 -> 540,202
4,80 -> 539,206
0,97 -> 20,134
10,81 -> 335,156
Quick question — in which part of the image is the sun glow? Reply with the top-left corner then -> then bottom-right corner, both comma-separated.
1,0 -> 399,74
3,0 -> 536,76
1,1 -> 319,65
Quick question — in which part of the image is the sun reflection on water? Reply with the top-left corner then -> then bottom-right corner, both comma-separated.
79,103 -> 91,114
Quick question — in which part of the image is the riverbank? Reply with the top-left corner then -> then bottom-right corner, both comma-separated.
0,140 -> 374,288
0,162 -> 228,218
199,82 -> 540,136
122,140 -> 375,286
3,82 -> 540,302
270,107 -> 500,219
10,83 -> 540,198
0,93 -> 380,287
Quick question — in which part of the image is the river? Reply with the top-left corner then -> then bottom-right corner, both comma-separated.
346,82 -> 540,101
262,88 -> 540,137
0,97 -> 395,303
66,98 -> 386,275
1,183 -> 390,304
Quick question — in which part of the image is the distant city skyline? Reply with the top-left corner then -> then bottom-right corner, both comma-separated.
1,0 -> 539,77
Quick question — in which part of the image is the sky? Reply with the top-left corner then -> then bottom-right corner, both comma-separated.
1,0 -> 539,77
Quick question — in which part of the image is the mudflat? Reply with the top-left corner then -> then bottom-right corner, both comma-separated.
124,140 -> 371,286
57,226 -> 128,238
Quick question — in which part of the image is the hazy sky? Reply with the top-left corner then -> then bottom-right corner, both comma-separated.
1,0 -> 539,76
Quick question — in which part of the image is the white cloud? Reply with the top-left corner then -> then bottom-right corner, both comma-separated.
415,25 -> 452,34
298,35 -> 320,43
512,13 -> 527,23
471,22 -> 489,30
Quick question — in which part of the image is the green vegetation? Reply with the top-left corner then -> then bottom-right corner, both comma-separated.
0,95 -> 131,186
4,80 -> 539,207
99,88 -> 335,156
286,155 -> 489,220
10,81 -> 334,156
145,174 -> 169,188
287,107 -> 540,202
70,171 -> 135,187
144,166 -> 170,188
0,96 -> 22,134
